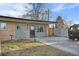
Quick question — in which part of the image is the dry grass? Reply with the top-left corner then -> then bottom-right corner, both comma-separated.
1,39 -> 73,56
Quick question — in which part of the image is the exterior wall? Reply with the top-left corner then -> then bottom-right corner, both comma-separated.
48,24 -> 55,37
0,21 -> 16,40
29,24 -> 49,38
0,17 -> 53,40
0,21 -> 31,40
0,21 -> 50,40
29,24 -> 55,37
16,23 -> 30,39
35,25 -> 47,37
48,28 -> 54,37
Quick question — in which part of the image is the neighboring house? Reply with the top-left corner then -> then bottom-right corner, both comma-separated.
0,16 -> 56,40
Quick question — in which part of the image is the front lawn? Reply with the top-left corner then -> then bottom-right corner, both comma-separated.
1,39 -> 73,56
0,40 -> 1,55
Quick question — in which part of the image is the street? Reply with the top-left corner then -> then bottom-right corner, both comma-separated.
36,37 -> 79,56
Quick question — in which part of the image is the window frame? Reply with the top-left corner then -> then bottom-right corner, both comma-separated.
36,25 -> 44,32
0,22 -> 7,30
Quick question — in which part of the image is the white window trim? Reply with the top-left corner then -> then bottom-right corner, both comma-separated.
0,22 -> 7,30
36,25 -> 44,32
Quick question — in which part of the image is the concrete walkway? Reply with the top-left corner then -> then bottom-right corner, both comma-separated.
36,37 -> 79,56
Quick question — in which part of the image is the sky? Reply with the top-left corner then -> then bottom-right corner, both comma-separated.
0,3 -> 79,24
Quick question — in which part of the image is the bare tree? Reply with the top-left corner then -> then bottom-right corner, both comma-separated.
22,3 -> 50,21
31,3 -> 43,20
64,20 -> 74,28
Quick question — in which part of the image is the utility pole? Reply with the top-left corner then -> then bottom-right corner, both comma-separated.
48,9 -> 50,21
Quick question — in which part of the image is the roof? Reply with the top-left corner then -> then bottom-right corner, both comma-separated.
0,15 -> 56,24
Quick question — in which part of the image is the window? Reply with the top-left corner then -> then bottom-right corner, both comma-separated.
31,26 -> 35,30
17,25 -> 20,30
0,22 -> 7,30
40,27 -> 44,32
37,26 -> 44,32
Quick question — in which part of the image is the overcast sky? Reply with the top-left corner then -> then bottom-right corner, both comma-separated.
0,3 -> 79,24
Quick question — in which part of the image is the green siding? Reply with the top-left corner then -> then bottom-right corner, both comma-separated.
16,23 -> 26,39
35,25 -> 46,37
35,32 -> 46,37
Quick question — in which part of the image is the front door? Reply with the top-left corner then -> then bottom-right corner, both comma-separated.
16,23 -> 26,39
30,26 -> 35,38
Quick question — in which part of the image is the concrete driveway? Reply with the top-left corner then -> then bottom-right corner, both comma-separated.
36,37 -> 79,56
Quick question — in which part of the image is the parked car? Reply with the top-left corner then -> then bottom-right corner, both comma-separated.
68,24 -> 79,40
